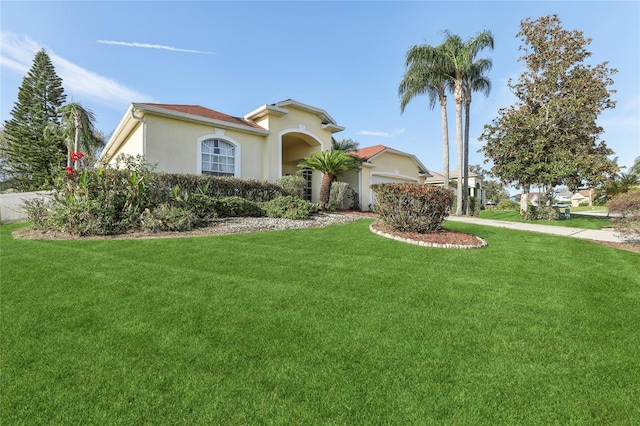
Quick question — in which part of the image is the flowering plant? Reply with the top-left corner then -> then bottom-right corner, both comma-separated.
70,151 -> 84,162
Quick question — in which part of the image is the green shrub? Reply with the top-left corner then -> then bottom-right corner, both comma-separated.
495,199 -> 520,211
217,196 -> 265,218
608,189 -> 640,240
150,174 -> 283,203
141,204 -> 196,232
276,174 -> 305,198
261,196 -> 318,220
521,204 -> 560,221
370,183 -> 453,233
328,181 -> 349,211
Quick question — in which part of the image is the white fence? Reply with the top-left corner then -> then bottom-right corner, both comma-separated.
0,191 -> 53,223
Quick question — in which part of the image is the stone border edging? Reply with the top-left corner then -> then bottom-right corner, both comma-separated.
369,223 -> 488,249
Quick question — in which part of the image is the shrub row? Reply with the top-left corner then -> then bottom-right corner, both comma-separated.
370,183 -> 453,233
24,157 -> 317,236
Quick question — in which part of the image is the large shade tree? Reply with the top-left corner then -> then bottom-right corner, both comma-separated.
298,149 -> 361,209
480,15 -> 618,213
2,49 -> 66,189
399,42 -> 453,190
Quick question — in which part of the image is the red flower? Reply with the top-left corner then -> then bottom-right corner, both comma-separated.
70,151 -> 85,162
65,166 -> 74,175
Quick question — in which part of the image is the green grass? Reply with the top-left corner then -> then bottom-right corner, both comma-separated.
479,209 -> 613,229
2,220 -> 639,424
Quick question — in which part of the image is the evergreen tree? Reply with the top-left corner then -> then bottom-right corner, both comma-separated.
2,49 -> 67,190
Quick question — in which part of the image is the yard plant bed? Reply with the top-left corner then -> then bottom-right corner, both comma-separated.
370,221 -> 486,248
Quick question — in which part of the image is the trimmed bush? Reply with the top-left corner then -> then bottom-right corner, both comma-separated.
261,196 -> 318,220
276,174 -> 305,198
521,204 -> 559,221
141,204 -> 197,232
328,181 -> 349,211
150,173 -> 283,203
608,189 -> 640,240
370,183 -> 453,233
496,199 -> 520,211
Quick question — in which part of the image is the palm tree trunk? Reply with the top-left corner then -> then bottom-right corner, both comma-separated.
73,111 -> 81,168
319,173 -> 334,208
455,83 -> 464,216
440,94 -> 450,190
463,101 -> 470,215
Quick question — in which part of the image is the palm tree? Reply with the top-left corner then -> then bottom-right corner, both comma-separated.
399,43 -> 453,190
331,137 -> 360,152
462,59 -> 492,214
59,102 -> 103,168
298,150 -> 361,209
442,30 -> 494,215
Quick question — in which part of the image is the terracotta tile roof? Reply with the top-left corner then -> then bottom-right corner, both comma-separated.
140,103 -> 265,130
348,144 -> 388,161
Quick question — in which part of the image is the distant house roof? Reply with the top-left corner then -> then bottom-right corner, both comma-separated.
137,103 -> 266,131
426,170 -> 483,183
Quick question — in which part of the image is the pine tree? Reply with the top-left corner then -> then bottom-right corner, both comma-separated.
2,49 -> 67,190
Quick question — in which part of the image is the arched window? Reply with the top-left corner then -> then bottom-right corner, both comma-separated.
201,138 -> 235,176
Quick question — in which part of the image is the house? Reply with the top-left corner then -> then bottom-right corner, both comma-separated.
100,99 -> 342,203
571,189 -> 593,207
425,169 -> 486,207
345,145 -> 431,210
100,100 -> 429,211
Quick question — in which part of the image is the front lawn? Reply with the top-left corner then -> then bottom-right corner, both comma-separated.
479,209 -> 612,229
2,220 -> 639,424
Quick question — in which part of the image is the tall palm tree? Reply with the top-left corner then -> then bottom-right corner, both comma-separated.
462,59 -> 492,214
442,30 -> 494,215
59,102 -> 103,168
298,149 -> 361,209
399,43 -> 453,190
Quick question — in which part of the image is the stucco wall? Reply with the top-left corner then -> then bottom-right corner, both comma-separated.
0,191 -> 53,223
143,115 -> 266,179
108,123 -> 144,164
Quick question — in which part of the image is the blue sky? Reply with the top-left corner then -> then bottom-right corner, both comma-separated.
2,1 -> 639,186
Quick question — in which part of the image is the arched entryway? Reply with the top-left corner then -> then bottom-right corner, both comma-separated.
280,130 -> 324,202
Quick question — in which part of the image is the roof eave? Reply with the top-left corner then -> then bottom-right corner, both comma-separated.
134,103 -> 269,135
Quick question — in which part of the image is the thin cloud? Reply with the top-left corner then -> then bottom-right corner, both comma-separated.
358,128 -> 406,138
98,40 -> 215,55
0,31 -> 156,108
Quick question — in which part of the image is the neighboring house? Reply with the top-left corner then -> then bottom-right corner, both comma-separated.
100,99 -> 345,204
425,170 -> 486,207
571,189 -> 593,207
345,145 -> 430,211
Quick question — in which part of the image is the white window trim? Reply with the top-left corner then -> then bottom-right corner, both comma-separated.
196,133 -> 242,177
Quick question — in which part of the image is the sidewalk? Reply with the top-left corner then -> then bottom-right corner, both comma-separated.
446,215 -> 626,243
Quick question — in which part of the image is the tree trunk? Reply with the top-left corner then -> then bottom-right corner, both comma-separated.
440,94 -> 450,190
455,83 -> 464,216
520,185 -> 530,213
463,101 -> 471,215
73,111 -> 81,168
318,173 -> 334,208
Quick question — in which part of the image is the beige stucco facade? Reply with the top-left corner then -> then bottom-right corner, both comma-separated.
100,100 -> 343,203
